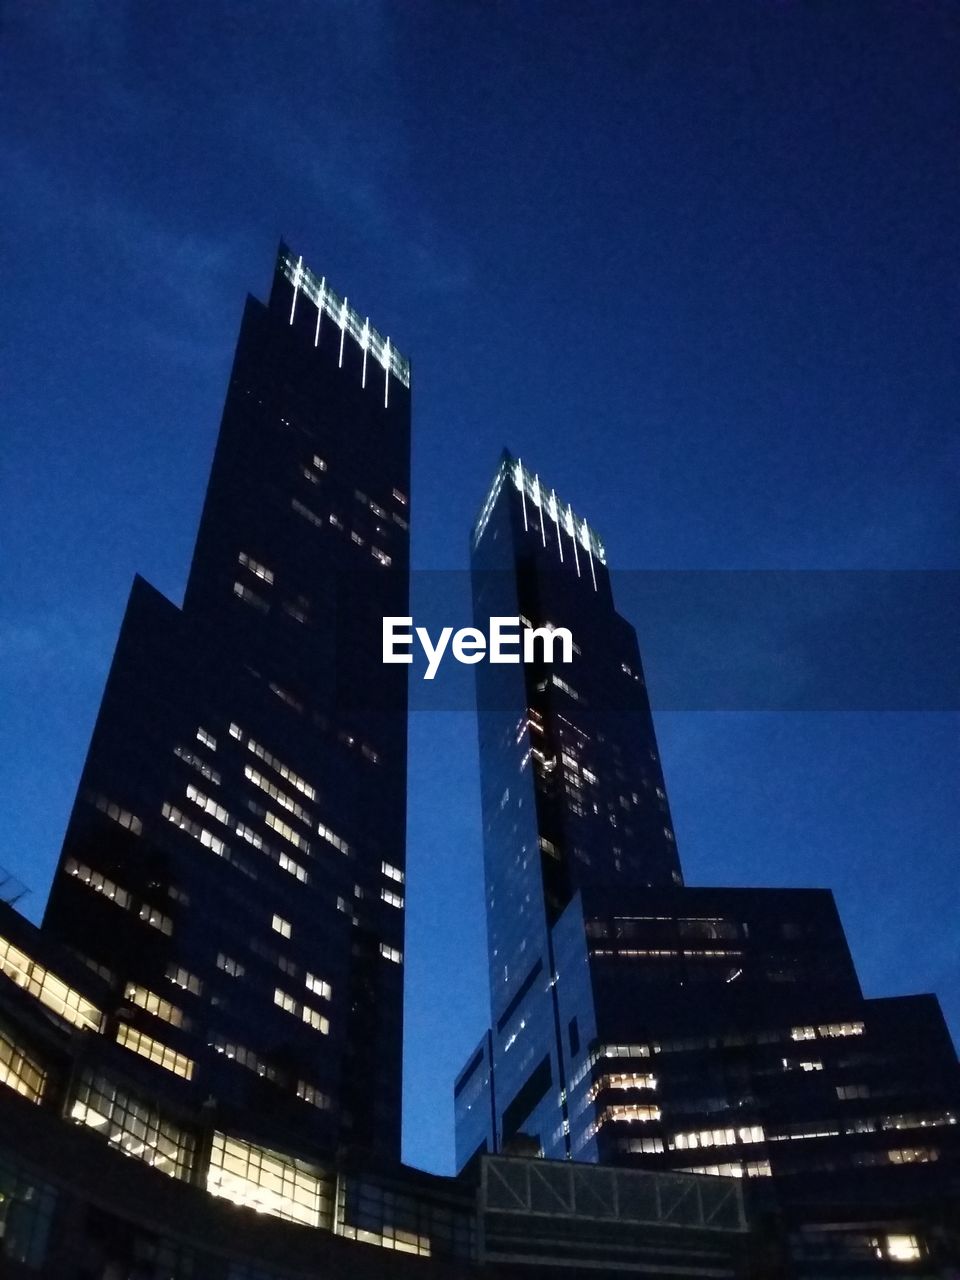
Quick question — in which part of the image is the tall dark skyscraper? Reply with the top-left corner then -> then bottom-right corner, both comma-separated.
455,453 -> 960,1211
43,246 -> 411,1159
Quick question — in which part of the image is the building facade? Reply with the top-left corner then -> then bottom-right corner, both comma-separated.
455,454 -> 960,1223
42,246 -> 411,1159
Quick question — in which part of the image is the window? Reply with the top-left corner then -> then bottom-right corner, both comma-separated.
297,1080 -> 331,1110
272,915 -> 292,939
162,802 -> 230,859
186,783 -> 231,827
64,857 -> 132,909
317,822 -> 349,855
381,887 -> 403,909
302,1005 -> 329,1034
0,935 -> 102,1032
379,944 -> 402,964
245,767 -> 312,825
116,1024 -> 194,1080
233,581 -> 269,612
124,984 -> 185,1028
217,953 -> 245,978
279,851 -> 309,883
371,547 -> 391,567
381,861 -> 404,884
139,903 -> 174,936
206,1132 -> 332,1229
0,1026 -> 45,1103
305,973 -> 331,1000
85,791 -> 142,835
266,811 -> 311,853
246,739 -> 316,800
70,1069 -> 195,1180
197,727 -> 217,750
209,1035 -> 278,1081
166,964 -> 202,996
274,988 -> 298,1014
238,552 -> 274,585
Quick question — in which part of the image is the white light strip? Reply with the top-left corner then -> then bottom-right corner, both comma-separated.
534,474 -> 546,546
338,298 -> 348,368
518,459 -> 528,531
313,276 -> 325,347
584,519 -> 597,591
568,502 -> 581,578
289,255 -> 303,325
551,489 -> 563,563
361,318 -> 369,388
280,251 -> 410,388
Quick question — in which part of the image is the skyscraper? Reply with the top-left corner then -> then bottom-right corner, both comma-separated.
456,453 -> 960,1215
43,246 -> 411,1159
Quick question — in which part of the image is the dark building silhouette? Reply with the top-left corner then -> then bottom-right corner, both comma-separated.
42,246 -> 411,1159
455,453 -> 960,1221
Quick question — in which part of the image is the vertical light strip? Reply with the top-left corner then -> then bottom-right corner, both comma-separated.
584,520 -> 597,591
517,459 -> 528,531
383,339 -> 391,408
534,475 -> 546,546
361,318 -> 369,389
338,298 -> 348,368
568,503 -> 581,578
289,255 -> 303,325
314,276 -> 326,347
551,489 -> 564,563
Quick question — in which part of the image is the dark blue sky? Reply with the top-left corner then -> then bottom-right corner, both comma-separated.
1,1 -> 957,1174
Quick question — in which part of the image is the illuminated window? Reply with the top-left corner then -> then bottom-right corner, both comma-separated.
0,935 -> 102,1032
217,953 -> 245,978
116,1024 -> 194,1080
233,581 -> 269,612
274,988 -> 298,1015
197,727 -> 217,750
0,1026 -> 45,1103
246,739 -> 316,800
238,552 -> 274,585
162,802 -> 230,859
165,964 -> 202,996
272,915 -> 292,939
209,1035 -> 278,1080
818,1021 -> 864,1038
302,1005 -> 329,1034
64,857 -> 132,909
70,1069 -> 195,1180
379,944 -> 402,964
297,1080 -> 331,1110
124,984 -> 185,1028
791,1025 -> 816,1041
381,861 -> 404,884
85,791 -> 142,835
371,547 -> 391,567
206,1132 -> 332,1228
279,851 -> 309,883
138,903 -> 173,936
392,488 -> 408,505
381,887 -> 404,909
317,822 -> 349,855
245,767 -> 312,825
266,811 -> 311,853
599,1104 -> 661,1125
229,722 -> 243,740
305,973 -> 331,1000
186,783 -> 231,827
882,1235 -> 921,1261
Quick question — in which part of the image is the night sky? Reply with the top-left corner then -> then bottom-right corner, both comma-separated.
2,1 -> 957,1174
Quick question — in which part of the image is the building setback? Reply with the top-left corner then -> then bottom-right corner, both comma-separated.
42,246 -> 411,1160
455,453 -> 960,1222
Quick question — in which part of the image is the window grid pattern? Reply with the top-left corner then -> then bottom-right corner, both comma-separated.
0,1024 -> 45,1103
207,1133 -> 333,1229
0,934 -> 102,1032
69,1069 -> 195,1181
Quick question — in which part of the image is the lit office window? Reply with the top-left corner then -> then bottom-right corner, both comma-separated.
265,811 -> 311,854
0,1026 -> 45,1103
124,983 -> 185,1028
302,1006 -> 329,1034
272,915 -> 292,939
0,935 -> 102,1032
246,739 -> 316,799
233,581 -> 269,612
207,1132 -> 333,1228
379,944 -> 402,965
138,903 -> 173,936
85,791 -> 142,835
245,767 -> 312,825
381,861 -> 404,884
317,821 -> 349,854
217,954 -> 245,978
186,784 -> 231,827
381,887 -> 404,909
599,1104 -> 661,1125
174,745 -> 221,785
238,552 -> 274,585
274,988 -> 298,1015
297,1080 -> 331,1110
165,964 -> 202,996
278,851 -> 309,883
116,1024 -> 194,1080
69,1069 -> 195,1180
197,727 -> 217,750
64,857 -> 132,909
305,973 -> 331,1000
